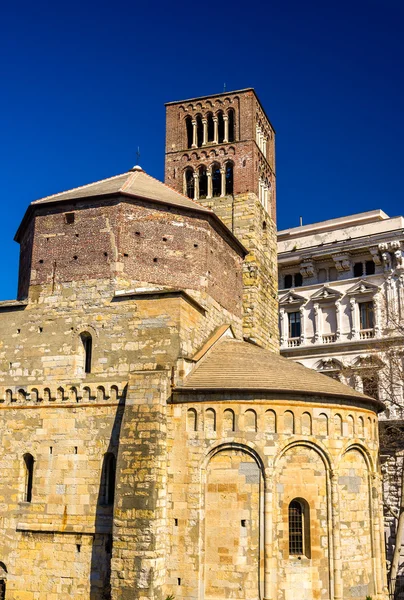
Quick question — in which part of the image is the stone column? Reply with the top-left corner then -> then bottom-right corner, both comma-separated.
350,297 -> 358,339
191,120 -> 197,148
314,302 -> 321,343
279,308 -> 286,347
370,473 -> 386,598
202,119 -> 207,146
207,171 -> 212,199
335,299 -> 342,340
264,474 -> 276,600
399,275 -> 404,320
220,168 -> 226,197
111,370 -> 170,600
213,117 -> 218,144
193,172 -> 199,201
263,137 -> 267,157
223,115 -> 229,143
374,293 -> 381,337
256,127 -> 261,147
299,305 -> 305,345
386,276 -> 397,324
330,470 -> 343,600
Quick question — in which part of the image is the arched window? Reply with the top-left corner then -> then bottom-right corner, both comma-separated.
23,453 -> 34,503
101,453 -> 116,506
288,499 -> 310,556
80,332 -> 92,374
217,112 -> 224,143
184,169 -> 194,199
225,162 -> 233,195
207,113 -> 214,143
199,165 -> 208,199
211,163 -> 221,197
228,109 -> 235,142
196,115 -> 203,148
185,116 -> 193,149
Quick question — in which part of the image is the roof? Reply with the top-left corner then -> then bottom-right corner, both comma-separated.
15,168 -> 247,256
31,167 -> 212,213
177,338 -> 383,411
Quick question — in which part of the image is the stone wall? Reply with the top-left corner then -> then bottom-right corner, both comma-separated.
166,394 -> 387,600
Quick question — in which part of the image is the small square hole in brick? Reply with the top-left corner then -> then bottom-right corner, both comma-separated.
65,213 -> 75,224
241,519 -> 246,527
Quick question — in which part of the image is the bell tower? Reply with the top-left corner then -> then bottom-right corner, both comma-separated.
165,88 -> 279,351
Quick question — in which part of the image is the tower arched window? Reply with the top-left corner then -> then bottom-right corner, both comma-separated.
23,453 -> 34,503
288,498 -> 310,557
196,115 -> 203,148
225,162 -> 234,195
101,453 -> 116,506
184,169 -> 194,199
185,116 -> 193,149
199,166 -> 208,199
80,332 -> 93,374
217,112 -> 224,143
211,163 -> 221,197
207,113 -> 214,143
228,109 -> 235,142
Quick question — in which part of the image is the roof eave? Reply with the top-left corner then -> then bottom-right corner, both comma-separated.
172,386 -> 384,412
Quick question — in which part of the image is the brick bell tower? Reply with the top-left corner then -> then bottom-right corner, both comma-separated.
165,88 -> 279,351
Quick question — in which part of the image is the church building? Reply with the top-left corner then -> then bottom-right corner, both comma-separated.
0,89 -> 388,599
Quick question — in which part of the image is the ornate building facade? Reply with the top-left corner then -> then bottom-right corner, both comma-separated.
0,91 -> 388,600
278,209 -> 404,580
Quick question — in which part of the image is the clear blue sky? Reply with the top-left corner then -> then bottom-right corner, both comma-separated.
0,0 -> 402,299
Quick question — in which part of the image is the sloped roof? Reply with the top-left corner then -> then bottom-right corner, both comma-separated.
15,168 -> 246,256
177,338 -> 383,411
31,167 -> 212,214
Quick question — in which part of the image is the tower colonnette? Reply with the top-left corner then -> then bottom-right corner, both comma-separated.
165,89 -> 279,351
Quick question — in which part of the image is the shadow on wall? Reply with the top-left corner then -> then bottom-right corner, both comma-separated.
90,388 -> 126,600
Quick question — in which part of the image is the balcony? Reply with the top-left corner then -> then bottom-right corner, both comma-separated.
359,328 -> 375,340
287,337 -> 301,348
322,334 -> 336,344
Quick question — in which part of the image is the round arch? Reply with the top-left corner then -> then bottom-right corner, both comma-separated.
274,439 -> 333,472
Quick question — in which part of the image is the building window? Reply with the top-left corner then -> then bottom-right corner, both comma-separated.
80,332 -> 93,374
283,272 -> 302,289
359,301 -> 374,330
207,113 -> 214,142
101,453 -> 116,506
288,312 -> 301,339
184,168 -> 194,199
228,109 -> 235,142
23,453 -> 34,503
289,500 -> 303,555
288,499 -> 310,557
196,115 -> 203,148
185,116 -> 193,149
353,262 -> 364,277
225,162 -> 234,195
217,111 -> 224,143
199,166 -> 208,198
212,163 -> 221,197
362,373 -> 379,400
365,260 -> 375,275
294,272 -> 303,287
284,274 -> 293,289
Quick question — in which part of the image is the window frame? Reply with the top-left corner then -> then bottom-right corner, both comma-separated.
288,498 -> 311,558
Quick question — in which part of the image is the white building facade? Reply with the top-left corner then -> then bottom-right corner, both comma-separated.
278,209 -> 404,583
